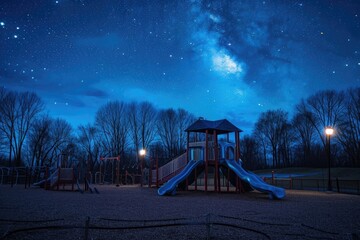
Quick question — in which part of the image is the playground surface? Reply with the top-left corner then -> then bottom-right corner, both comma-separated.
0,185 -> 359,240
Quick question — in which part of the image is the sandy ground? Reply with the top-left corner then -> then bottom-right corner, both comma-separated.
0,185 -> 359,240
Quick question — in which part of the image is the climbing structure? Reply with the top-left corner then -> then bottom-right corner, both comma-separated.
157,119 -> 286,199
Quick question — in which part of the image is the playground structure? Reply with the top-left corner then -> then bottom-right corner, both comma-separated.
1,152 -> 141,192
95,156 -> 120,186
32,154 -> 77,191
154,119 -> 286,199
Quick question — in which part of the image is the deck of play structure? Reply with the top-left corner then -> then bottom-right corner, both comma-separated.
153,119 -> 285,199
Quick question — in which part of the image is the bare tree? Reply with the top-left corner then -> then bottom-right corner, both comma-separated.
128,102 -> 141,159
300,90 -> 346,147
139,101 -> 157,151
95,101 -> 129,158
77,123 -> 101,171
176,108 -> 196,153
157,108 -> 178,158
292,111 -> 317,166
13,92 -> 44,166
337,88 -> 360,166
156,108 -> 195,159
28,117 -> 73,167
0,88 -> 7,156
28,115 -> 52,167
0,91 -> 44,166
47,118 -> 74,166
128,101 -> 157,160
252,127 -> 268,167
241,135 -> 264,169
0,90 -> 17,166
254,109 -> 290,168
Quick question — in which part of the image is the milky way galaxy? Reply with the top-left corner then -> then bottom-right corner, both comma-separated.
1,1 -> 359,132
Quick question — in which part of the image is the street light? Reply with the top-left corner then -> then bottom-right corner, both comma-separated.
139,149 -> 146,187
325,127 -> 334,191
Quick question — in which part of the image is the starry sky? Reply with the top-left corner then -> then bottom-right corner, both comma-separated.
1,0 -> 360,133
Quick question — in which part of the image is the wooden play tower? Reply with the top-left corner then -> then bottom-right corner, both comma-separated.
184,118 -> 243,192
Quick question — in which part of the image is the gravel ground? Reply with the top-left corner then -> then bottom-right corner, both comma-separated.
0,185 -> 359,240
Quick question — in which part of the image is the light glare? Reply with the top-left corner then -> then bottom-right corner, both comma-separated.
325,127 -> 334,135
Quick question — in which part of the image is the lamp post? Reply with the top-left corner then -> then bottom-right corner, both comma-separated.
139,149 -> 146,187
325,127 -> 334,191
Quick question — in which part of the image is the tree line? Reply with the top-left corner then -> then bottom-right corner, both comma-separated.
0,87 -> 196,172
243,88 -> 360,169
0,87 -> 359,172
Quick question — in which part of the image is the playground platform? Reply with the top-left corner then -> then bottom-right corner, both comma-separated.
0,185 -> 359,239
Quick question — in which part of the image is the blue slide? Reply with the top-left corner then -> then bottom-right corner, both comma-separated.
158,159 -> 204,196
224,159 -> 286,199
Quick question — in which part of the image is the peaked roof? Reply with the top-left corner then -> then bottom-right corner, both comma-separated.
185,119 -> 242,134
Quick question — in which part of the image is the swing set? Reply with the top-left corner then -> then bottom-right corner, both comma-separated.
95,156 -> 120,186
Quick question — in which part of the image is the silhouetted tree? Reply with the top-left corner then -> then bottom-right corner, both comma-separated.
299,90 -> 346,147
95,101 -> 129,158
0,88 -> 7,157
157,108 -> 178,158
337,88 -> 360,166
254,109 -> 290,168
0,90 -> 44,166
292,112 -> 317,166
0,90 -> 17,166
28,115 -> 52,167
129,101 -> 157,156
176,108 -> 196,154
241,135 -> 264,169
28,117 -> 73,167
77,123 -> 101,172
139,102 -> 158,151
128,102 -> 141,160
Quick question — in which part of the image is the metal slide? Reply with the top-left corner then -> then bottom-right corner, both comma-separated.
224,159 -> 286,199
158,159 -> 204,196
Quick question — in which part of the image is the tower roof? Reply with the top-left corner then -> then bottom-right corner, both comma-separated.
185,119 -> 242,134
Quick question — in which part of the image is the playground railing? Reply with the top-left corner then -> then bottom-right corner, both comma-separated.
155,153 -> 187,184
0,166 -> 49,187
0,167 -> 22,186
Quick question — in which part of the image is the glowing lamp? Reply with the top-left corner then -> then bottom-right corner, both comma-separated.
325,127 -> 334,135
139,149 -> 146,156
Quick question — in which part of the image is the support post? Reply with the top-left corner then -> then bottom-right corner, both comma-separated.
205,130 -> 208,192
45,167 -> 49,190
227,168 -> 230,192
149,157 -> 152,188
195,168 -> 197,191
156,156 -> 159,188
72,168 -> 74,191
326,134 -> 332,191
57,167 -> 60,191
116,156 -> 120,187
25,167 -> 28,189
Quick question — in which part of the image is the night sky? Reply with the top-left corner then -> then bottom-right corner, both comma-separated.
1,1 -> 360,133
